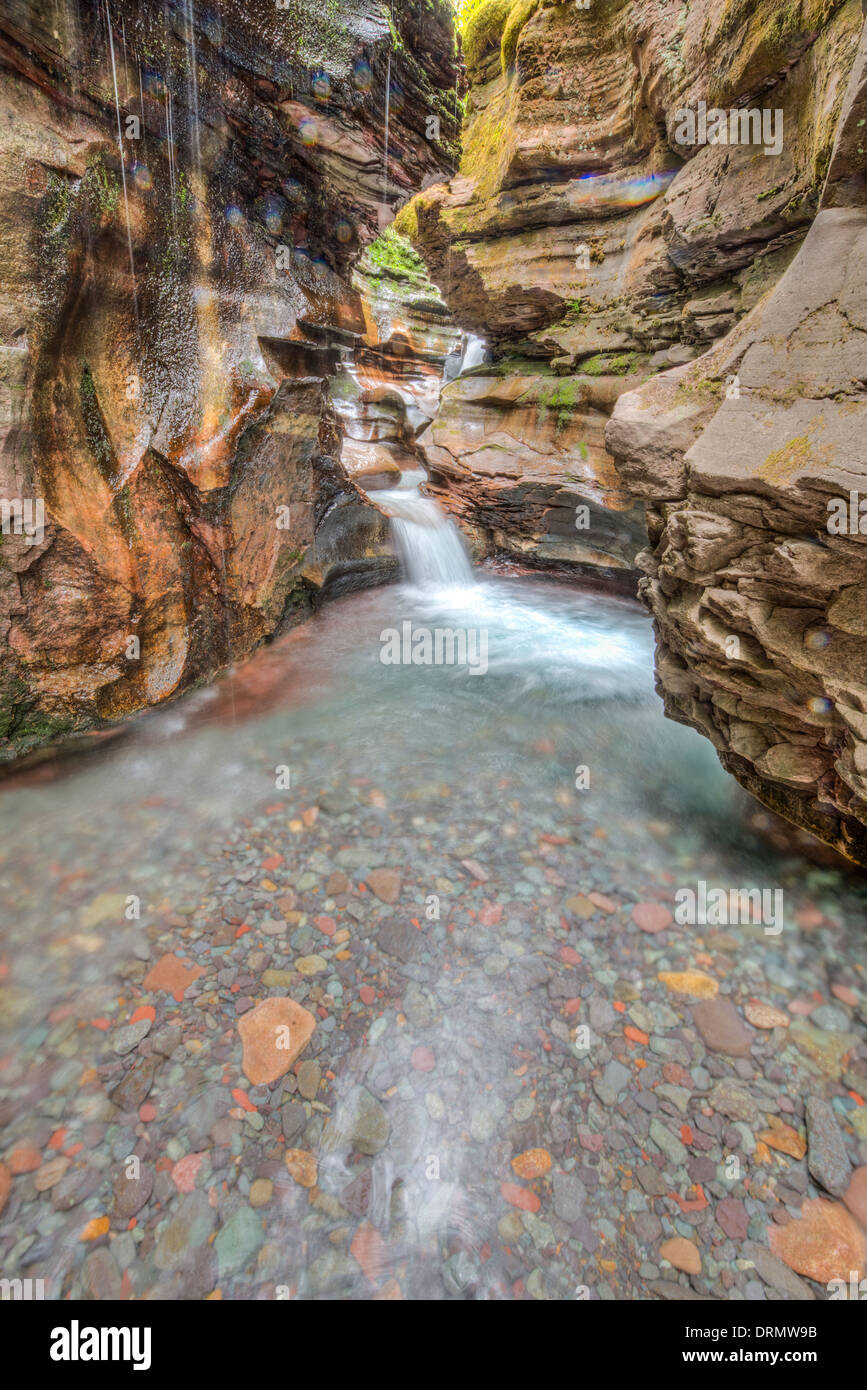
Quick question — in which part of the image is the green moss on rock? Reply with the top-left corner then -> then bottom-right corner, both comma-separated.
368,226 -> 426,277
462,0 -> 512,74
501,0 -> 538,71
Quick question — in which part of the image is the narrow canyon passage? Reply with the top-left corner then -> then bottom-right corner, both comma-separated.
1,0 -> 866,1324
1,493 -> 865,1300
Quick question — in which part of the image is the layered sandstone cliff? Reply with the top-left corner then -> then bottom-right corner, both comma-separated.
400,0 -> 862,577
607,21 -> 867,864
0,0 -> 458,757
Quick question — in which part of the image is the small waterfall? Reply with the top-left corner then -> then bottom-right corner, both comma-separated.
105,0 -> 139,324
460,334 -> 486,374
375,473 -> 474,587
185,0 -> 202,178
382,53 -> 391,210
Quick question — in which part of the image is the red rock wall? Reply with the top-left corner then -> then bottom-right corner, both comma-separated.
0,0 -> 458,758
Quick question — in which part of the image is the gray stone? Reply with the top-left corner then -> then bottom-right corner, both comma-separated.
112,1019 -> 152,1054
322,1085 -> 389,1156
743,1242 -> 816,1300
214,1205 -> 264,1276
805,1096 -> 851,1196
649,1117 -> 688,1167
552,1171 -> 587,1224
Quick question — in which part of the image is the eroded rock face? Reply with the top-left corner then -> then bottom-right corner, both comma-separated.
0,0 -> 458,757
334,234 -> 462,491
401,0 -> 862,576
419,365 -> 646,579
606,23 -> 867,864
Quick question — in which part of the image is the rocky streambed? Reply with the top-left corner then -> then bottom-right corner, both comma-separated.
0,572 -> 865,1300
1,0 -> 866,1310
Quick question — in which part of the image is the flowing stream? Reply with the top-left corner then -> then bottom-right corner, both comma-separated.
374,469 -> 475,588
0,474 -> 864,1301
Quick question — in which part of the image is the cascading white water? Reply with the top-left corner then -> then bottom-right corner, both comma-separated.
374,470 -> 474,587
459,334 -> 486,374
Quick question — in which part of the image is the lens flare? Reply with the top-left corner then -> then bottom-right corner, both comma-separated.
312,71 -> 331,103
353,59 -> 373,92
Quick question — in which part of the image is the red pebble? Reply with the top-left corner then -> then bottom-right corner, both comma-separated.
500,1182 -> 540,1213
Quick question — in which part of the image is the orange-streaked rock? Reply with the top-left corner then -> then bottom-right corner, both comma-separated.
238,997 -> 316,1086
842,1167 -> 867,1228
284,1149 -> 317,1189
500,1182 -> 541,1213
143,953 -> 205,1002
657,970 -> 718,999
632,903 -> 673,934
350,1221 -> 388,1285
745,1000 -> 790,1029
758,1122 -> 807,1160
511,1148 -> 552,1180
660,1236 -> 702,1275
768,1199 -> 866,1284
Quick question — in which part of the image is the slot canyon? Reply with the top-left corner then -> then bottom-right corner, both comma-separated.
0,0 -> 866,1320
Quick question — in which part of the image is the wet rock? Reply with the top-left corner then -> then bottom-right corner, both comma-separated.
151,1024 -> 184,1056
377,921 -> 417,962
364,868 -> 401,904
214,1206 -> 264,1276
552,1171 -> 587,1224
112,1019 -> 152,1055
281,1101 -> 307,1143
632,903 -> 672,934
297,1060 -> 321,1101
82,1246 -> 121,1299
691,1000 -> 753,1057
186,1085 -> 230,1146
322,1087 -> 389,1156
768,1199 -> 866,1285
707,1081 -> 762,1125
744,1001 -> 789,1030
842,1167 -> 867,1227
588,997 -> 616,1033
34,1156 -> 71,1192
284,1149 -> 318,1188
442,1249 -> 477,1295
308,1252 -> 356,1295
143,953 -> 205,1001
51,1167 -> 104,1212
810,1004 -> 851,1033
511,1148 -> 552,1180
649,1118 -> 688,1167
154,1191 -> 216,1272
237,996 -> 316,1085
716,1197 -> 749,1240
805,1097 -> 851,1197
111,1059 -> 156,1112
660,1236 -> 701,1275
112,1165 -> 154,1221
